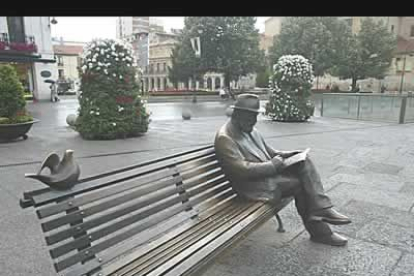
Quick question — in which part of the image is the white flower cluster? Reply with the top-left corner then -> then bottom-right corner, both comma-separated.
273,55 -> 313,86
80,39 -> 138,74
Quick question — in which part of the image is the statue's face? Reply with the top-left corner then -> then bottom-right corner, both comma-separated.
237,111 -> 258,133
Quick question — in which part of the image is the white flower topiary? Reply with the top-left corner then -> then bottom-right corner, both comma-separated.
265,55 -> 315,122
272,55 -> 313,89
81,39 -> 136,74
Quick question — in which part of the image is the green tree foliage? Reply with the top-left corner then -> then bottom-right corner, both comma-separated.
0,65 -> 32,124
171,17 -> 264,89
269,17 -> 341,79
330,18 -> 396,91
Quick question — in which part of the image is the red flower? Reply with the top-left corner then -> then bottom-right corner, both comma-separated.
116,96 -> 134,104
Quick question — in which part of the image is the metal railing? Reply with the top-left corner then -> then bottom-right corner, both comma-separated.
321,93 -> 414,124
0,33 -> 37,52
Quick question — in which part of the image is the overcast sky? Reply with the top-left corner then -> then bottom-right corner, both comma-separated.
51,17 -> 270,42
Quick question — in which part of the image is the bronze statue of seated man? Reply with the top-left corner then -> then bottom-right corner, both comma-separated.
214,94 -> 351,246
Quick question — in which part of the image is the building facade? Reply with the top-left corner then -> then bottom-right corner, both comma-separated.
0,16 -> 57,100
264,16 -> 414,92
143,32 -> 178,92
116,17 -> 151,71
52,39 -> 85,82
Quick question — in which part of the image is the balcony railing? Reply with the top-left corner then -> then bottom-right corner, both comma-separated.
0,33 -> 37,53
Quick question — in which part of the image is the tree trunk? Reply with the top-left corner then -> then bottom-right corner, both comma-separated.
224,73 -> 231,91
352,77 -> 357,92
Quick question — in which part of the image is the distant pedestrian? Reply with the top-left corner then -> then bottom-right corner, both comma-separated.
381,84 -> 387,93
50,81 -> 60,102
219,88 -> 227,99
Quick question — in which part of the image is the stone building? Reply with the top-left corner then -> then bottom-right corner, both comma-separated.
0,16 -> 57,100
264,16 -> 414,92
142,30 -> 255,92
52,39 -> 85,82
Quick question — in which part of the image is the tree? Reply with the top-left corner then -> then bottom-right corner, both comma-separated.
76,39 -> 150,140
269,17 -> 342,86
168,36 -> 201,89
171,17 -> 264,90
331,18 -> 396,91
0,65 -> 33,124
255,68 -> 271,88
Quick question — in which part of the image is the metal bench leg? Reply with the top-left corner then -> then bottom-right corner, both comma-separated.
275,214 -> 286,233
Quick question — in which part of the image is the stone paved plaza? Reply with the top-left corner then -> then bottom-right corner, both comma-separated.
1,98 -> 414,275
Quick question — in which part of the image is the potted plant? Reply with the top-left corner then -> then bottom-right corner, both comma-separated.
0,65 -> 38,141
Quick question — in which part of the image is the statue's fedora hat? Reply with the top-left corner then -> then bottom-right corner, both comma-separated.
231,93 -> 265,113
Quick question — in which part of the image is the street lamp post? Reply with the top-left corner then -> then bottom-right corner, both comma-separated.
190,31 -> 202,103
399,54 -> 407,94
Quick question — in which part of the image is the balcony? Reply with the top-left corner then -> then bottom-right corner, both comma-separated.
0,33 -> 38,53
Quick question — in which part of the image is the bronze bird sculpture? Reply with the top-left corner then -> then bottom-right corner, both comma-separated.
25,149 -> 80,190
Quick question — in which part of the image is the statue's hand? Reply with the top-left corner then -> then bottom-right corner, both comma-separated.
279,150 -> 302,159
271,156 -> 286,171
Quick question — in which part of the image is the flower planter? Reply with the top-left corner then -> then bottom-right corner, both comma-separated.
0,119 -> 39,141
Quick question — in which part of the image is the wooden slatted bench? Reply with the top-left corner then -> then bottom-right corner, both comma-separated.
20,145 -> 293,276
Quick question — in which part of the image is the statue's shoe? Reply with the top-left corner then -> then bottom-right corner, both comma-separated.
310,232 -> 348,246
308,208 -> 351,225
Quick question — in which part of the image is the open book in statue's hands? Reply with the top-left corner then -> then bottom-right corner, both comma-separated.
283,148 -> 311,168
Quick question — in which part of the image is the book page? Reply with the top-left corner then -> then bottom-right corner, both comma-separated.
283,148 -> 310,167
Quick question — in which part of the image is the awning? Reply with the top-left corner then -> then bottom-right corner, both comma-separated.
0,53 -> 56,64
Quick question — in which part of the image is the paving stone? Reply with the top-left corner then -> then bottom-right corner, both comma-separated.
356,220 -> 414,254
0,187 -> 20,220
0,213 -> 56,276
390,253 -> 414,276
327,183 -> 414,212
399,182 -> 414,195
328,172 -> 406,192
364,162 -> 403,175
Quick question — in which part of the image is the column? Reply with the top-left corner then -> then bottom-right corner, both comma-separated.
160,77 -> 165,91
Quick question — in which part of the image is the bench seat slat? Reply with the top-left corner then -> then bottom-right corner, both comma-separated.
63,192 -> 237,276
175,154 -> 217,173
42,175 -> 181,232
143,202 -> 267,276
179,162 -> 220,181
116,202 -> 254,276
49,178 -> 231,258
37,169 -> 177,219
55,181 -> 236,271
159,199 -> 292,276
54,198 -> 193,272
47,185 -> 186,246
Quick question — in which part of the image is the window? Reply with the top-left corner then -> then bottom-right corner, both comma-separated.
7,17 -> 25,43
411,25 -> 414,37
57,56 -> 64,66
163,62 -> 167,72
156,63 -> 160,73
58,69 -> 64,79
391,25 -> 394,33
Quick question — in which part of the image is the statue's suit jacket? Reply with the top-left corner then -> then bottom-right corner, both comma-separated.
214,120 -> 299,203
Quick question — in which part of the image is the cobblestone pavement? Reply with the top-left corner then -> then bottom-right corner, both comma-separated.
1,98 -> 414,275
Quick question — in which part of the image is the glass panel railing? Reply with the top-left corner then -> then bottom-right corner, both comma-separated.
358,95 -> 401,122
321,93 -> 413,124
322,94 -> 359,119
405,96 -> 414,123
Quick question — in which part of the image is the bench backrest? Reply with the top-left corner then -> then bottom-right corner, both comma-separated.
21,145 -> 238,276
